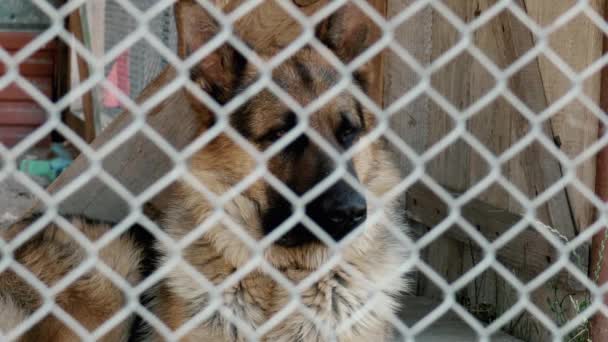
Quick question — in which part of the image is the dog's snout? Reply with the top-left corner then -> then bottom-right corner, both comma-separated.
309,180 -> 367,241
323,192 -> 367,226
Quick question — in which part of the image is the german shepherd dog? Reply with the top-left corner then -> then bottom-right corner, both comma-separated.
0,0 -> 410,341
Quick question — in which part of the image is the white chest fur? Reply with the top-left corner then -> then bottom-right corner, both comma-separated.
166,263 -> 400,342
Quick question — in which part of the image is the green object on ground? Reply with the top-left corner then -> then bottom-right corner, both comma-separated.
19,143 -> 73,182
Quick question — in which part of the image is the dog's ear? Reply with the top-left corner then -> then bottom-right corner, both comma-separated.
315,2 -> 377,64
175,0 -> 246,104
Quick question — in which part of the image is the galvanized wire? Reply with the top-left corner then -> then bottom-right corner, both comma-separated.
1,0 -> 607,341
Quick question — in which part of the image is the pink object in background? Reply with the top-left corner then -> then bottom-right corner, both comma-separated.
104,51 -> 131,108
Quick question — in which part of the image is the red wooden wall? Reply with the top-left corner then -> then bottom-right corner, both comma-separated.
0,32 -> 55,147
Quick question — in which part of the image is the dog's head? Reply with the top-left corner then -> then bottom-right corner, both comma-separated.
175,0 -> 395,264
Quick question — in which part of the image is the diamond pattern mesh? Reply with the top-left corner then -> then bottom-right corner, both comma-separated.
1,0 -> 608,341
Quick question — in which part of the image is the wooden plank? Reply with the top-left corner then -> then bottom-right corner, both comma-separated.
55,26 -> 70,117
384,0 -> 433,171
0,126 -> 50,147
0,32 -> 56,51
417,234 -> 464,299
406,184 -> 588,291
63,112 -> 86,140
0,78 -> 53,100
69,9 -> 96,143
86,0 -> 106,58
524,0 -> 604,232
368,0 -> 386,106
0,51 -> 55,77
590,2 -> 608,340
0,102 -> 46,125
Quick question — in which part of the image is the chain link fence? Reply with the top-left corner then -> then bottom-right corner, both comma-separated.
2,0 -> 608,341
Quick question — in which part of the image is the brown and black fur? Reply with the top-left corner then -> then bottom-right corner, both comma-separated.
0,1 -> 410,341
0,215 -> 154,341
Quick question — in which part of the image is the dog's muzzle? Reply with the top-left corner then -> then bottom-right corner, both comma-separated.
267,179 -> 368,247
306,180 -> 367,241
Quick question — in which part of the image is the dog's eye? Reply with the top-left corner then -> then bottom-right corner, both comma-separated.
261,111 -> 297,143
264,127 -> 289,142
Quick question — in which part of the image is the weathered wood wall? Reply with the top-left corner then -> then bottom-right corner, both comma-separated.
385,0 -> 604,340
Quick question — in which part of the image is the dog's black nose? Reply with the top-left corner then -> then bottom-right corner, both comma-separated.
324,195 -> 367,227
309,180 -> 367,241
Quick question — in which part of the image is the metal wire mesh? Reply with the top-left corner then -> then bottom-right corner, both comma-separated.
103,0 -> 176,117
2,0 -> 608,341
